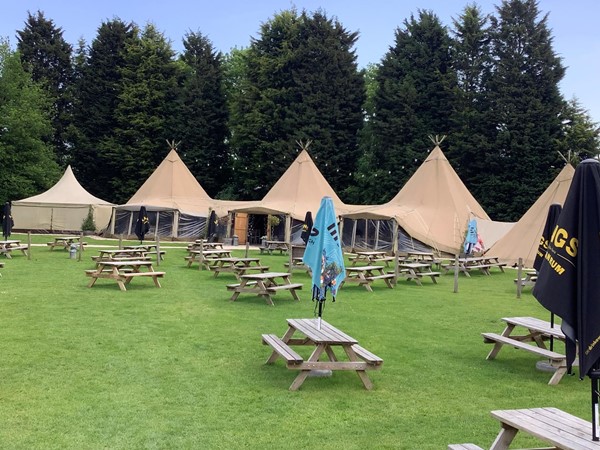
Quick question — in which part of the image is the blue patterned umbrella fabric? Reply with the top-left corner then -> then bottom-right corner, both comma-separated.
302,197 -> 345,328
463,218 -> 478,255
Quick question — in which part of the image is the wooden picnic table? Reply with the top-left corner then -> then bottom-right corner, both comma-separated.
96,248 -> 148,260
260,240 -> 289,255
402,250 -> 441,263
284,256 -> 311,274
396,262 -> 440,285
85,259 -> 165,291
185,249 -> 232,269
262,318 -> 383,391
482,316 -> 570,385
349,250 -> 394,266
187,240 -> 224,251
342,265 -> 394,292
123,244 -> 165,260
489,407 -> 600,449
209,257 -> 269,279
449,407 -> 600,450
442,256 -> 506,277
227,272 -> 302,306
0,240 -> 28,258
515,270 -> 537,287
46,235 -> 87,251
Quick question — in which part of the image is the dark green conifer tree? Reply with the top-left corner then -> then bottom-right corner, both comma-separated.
176,31 -> 230,197
484,0 -> 565,220
229,9 -> 365,200
16,11 -> 73,165
0,41 -> 59,201
356,10 -> 457,203
70,19 -> 135,200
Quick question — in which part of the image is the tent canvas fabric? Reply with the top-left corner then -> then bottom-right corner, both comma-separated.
112,148 -> 258,238
486,164 -> 575,268
343,146 -> 490,255
230,150 -> 357,221
12,165 -> 114,232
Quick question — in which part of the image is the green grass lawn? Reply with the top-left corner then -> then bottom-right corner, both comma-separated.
0,234 -> 590,449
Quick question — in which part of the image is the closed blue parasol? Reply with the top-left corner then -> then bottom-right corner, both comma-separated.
533,159 -> 600,440
302,197 -> 345,329
463,218 -> 478,255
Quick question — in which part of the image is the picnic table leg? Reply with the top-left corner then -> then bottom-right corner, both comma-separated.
151,275 -> 162,288
290,343 -> 327,391
487,324 -> 516,360
87,275 -> 99,288
265,327 -> 296,364
343,345 -> 374,390
489,423 -> 518,450
257,281 -> 274,306
548,366 -> 568,385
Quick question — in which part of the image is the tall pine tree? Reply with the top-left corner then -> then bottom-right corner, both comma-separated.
109,23 -> 180,203
449,5 -> 493,203
484,0 -> 565,221
16,11 -> 73,165
70,19 -> 135,200
175,31 -> 230,197
356,10 -> 457,203
229,9 -> 365,199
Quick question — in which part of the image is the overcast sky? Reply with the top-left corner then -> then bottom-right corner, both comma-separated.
2,0 -> 599,124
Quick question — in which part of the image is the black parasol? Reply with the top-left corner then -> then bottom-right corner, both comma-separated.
206,210 -> 218,242
533,159 -> 600,440
300,211 -> 313,245
134,206 -> 150,244
2,202 -> 14,240
533,203 -> 563,272
532,203 -> 562,351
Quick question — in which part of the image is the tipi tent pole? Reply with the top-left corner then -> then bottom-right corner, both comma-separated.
110,209 -> 116,235
284,214 -> 291,244
351,219 -> 357,251
173,211 -> 179,238
127,213 -> 133,237
392,220 -> 399,255
154,212 -> 160,239
375,220 -> 380,249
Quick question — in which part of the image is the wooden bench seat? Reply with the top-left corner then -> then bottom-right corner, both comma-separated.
265,283 -> 303,292
226,281 -> 258,289
487,262 -> 507,271
351,344 -> 383,366
121,271 -> 165,279
261,334 -> 304,365
482,332 -> 565,361
514,276 -> 537,286
365,274 -> 395,281
238,265 -> 270,273
447,444 -> 484,450
415,271 -> 441,282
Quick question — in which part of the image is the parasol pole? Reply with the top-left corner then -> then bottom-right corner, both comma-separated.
317,300 -> 323,330
549,312 -> 555,351
592,363 -> 600,440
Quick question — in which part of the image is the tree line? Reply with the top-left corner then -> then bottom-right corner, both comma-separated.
1,0 -> 598,221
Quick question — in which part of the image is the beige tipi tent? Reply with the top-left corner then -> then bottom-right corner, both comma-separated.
230,149 -> 356,242
343,146 -> 490,255
12,165 -> 114,232
111,148 -> 249,238
486,164 -> 575,268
